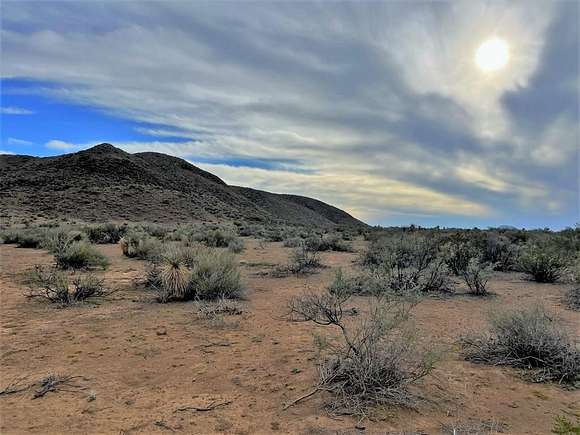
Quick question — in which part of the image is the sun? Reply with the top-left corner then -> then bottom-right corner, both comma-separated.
475,38 -> 510,72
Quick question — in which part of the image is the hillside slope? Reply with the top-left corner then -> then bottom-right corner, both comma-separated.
0,143 -> 365,227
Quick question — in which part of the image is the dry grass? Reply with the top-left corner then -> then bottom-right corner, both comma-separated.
461,305 -> 580,385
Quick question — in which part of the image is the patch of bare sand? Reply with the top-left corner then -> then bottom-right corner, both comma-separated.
0,240 -> 578,434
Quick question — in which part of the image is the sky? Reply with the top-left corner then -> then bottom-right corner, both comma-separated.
1,1 -> 578,229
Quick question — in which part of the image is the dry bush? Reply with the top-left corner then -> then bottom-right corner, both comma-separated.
195,298 -> 244,319
461,305 -> 580,385
288,289 -> 435,417
55,241 -> 109,270
26,265 -> 107,305
518,242 -> 567,283
461,258 -> 492,296
85,223 -> 126,244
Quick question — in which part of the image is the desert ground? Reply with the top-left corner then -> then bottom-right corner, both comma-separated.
0,238 -> 578,435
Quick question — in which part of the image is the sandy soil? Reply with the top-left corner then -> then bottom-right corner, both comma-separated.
0,240 -> 578,434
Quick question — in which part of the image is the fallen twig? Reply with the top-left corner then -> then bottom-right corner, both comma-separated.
32,374 -> 86,399
175,400 -> 232,412
0,375 -> 33,396
282,387 -> 321,410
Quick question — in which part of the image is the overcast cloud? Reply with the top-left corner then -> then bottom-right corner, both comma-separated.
1,1 -> 578,227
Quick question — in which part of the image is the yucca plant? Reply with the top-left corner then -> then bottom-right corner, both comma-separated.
155,248 -> 192,302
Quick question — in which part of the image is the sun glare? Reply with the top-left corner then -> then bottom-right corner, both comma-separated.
475,38 -> 509,72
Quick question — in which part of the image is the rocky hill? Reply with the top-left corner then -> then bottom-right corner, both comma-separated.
0,143 -> 365,227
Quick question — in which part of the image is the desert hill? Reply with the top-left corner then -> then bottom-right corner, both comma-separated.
0,143 -> 365,227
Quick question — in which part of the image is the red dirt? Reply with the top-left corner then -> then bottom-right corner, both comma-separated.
1,240 -> 578,434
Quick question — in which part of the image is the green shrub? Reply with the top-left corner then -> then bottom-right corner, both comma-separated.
190,250 -> 243,300
55,241 -> 109,270
120,231 -> 163,260
283,237 -> 303,248
461,258 -> 492,296
565,260 -> 580,310
461,305 -> 580,385
15,230 -> 44,248
85,223 -> 126,244
148,247 -> 243,302
482,233 -> 519,271
191,227 -> 244,253
0,229 -> 24,244
519,243 -> 567,283
552,414 -> 580,434
362,233 -> 438,269
305,234 -> 352,252
41,228 -> 85,254
227,237 -> 245,253
440,239 -> 478,275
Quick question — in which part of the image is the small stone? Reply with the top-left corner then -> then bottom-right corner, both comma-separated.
156,327 -> 167,336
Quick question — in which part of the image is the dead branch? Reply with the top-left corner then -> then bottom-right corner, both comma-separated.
175,400 -> 232,412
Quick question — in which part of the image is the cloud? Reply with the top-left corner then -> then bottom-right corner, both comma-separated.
1,1 -> 578,226
6,137 -> 33,146
1,106 -> 34,115
45,139 -> 79,150
0,150 -> 16,155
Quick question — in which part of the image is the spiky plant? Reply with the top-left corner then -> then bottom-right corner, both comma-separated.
157,252 -> 191,302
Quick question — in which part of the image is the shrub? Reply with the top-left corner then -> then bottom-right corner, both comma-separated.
283,237 -> 303,248
157,251 -> 191,303
440,239 -> 478,275
0,229 -> 22,244
15,230 -> 44,248
288,244 -> 322,274
482,233 -> 519,271
461,258 -> 492,296
519,243 -> 567,283
305,234 -> 352,252
288,290 -> 434,415
189,250 -> 243,300
71,274 -> 107,301
329,260 -> 453,298
85,223 -> 126,244
148,247 -> 243,302
461,305 -> 580,385
238,224 -> 264,237
41,228 -> 84,254
195,298 -> 243,319
362,233 -> 438,269
552,415 -> 580,434
419,259 -> 454,293
564,260 -> 580,310
192,227 -> 244,252
26,265 -> 107,305
120,232 -> 162,260
55,241 -> 110,270
227,237 -> 245,253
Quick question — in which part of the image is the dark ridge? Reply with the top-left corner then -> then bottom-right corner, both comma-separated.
0,143 -> 366,227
